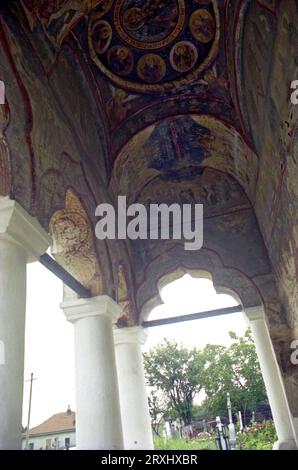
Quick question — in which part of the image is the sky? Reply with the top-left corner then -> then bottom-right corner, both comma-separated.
23,264 -> 247,428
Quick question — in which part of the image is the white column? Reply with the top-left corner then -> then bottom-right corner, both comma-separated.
114,326 -> 153,450
244,306 -> 297,450
0,197 -> 50,449
62,295 -> 124,450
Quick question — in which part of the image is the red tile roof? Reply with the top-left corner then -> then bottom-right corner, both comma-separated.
29,410 -> 76,436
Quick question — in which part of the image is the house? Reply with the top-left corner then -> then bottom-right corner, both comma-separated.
22,407 -> 76,450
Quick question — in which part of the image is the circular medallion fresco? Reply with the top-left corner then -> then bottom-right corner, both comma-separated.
114,0 -> 186,50
88,0 -> 220,93
189,9 -> 215,43
170,41 -> 198,73
107,45 -> 134,76
137,53 -> 166,82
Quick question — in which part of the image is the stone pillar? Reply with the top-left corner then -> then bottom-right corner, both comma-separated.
0,197 -> 50,449
62,295 -> 124,450
114,326 -> 153,450
244,306 -> 297,450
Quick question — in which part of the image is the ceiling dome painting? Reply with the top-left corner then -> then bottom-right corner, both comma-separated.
88,0 -> 220,92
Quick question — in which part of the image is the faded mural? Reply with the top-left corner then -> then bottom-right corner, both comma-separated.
0,0 -> 297,419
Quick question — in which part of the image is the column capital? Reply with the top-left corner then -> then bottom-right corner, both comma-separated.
61,295 -> 122,323
0,197 -> 51,261
114,326 -> 148,346
243,305 -> 265,324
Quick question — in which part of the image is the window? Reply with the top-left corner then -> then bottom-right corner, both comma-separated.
29,443 -> 34,450
65,437 -> 70,449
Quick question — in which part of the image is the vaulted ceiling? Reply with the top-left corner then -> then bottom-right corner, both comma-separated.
17,0 -> 255,176
4,1 -> 294,305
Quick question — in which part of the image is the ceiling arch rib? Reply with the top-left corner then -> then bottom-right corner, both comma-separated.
110,114 -> 258,204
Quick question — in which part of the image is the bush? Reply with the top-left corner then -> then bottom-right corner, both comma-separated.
154,420 -> 277,450
237,420 -> 277,450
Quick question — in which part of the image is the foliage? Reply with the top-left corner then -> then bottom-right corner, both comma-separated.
144,330 -> 268,428
153,422 -> 276,451
154,436 -> 217,450
144,339 -> 206,425
200,330 -> 267,421
147,389 -> 169,436
237,420 -> 277,450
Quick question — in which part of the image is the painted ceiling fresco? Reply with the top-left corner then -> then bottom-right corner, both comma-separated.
18,0 -> 241,157
17,0 -> 279,130
88,0 -> 220,93
20,0 -> 103,46
21,0 -> 220,92
110,114 -> 258,203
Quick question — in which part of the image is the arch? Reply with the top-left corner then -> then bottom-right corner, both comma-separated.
49,188 -> 105,298
116,262 -> 137,327
110,114 -> 258,203
138,248 -> 263,323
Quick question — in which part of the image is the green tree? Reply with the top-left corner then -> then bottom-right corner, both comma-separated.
201,329 -> 267,422
144,339 -> 206,425
147,389 -> 168,437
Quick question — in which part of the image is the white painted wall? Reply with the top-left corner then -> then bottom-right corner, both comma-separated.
22,431 -> 76,450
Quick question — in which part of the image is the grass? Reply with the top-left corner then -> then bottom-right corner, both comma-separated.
154,436 -> 217,450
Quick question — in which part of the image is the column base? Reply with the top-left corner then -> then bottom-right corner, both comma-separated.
273,439 -> 297,450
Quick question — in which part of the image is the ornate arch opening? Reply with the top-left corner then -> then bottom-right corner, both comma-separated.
138,249 -> 263,323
